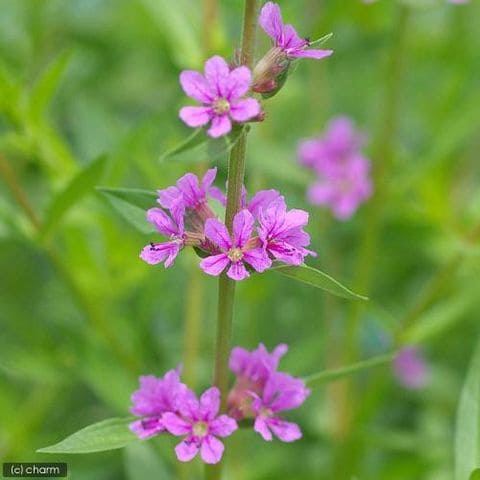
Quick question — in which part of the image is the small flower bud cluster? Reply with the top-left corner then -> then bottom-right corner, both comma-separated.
129,344 -> 309,464
140,168 -> 316,281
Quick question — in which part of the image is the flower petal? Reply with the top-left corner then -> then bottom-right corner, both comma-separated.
289,48 -> 334,60
179,106 -> 212,128
202,167 -> 218,191
204,218 -> 232,250
243,248 -> 272,273
200,435 -> 224,464
200,254 -> 230,276
247,189 -> 281,217
267,418 -> 302,442
207,115 -> 232,138
199,387 -> 220,420
175,440 -> 199,462
146,208 -> 178,236
259,2 -> 284,43
209,186 -> 227,206
232,209 -> 254,248
226,66 -> 252,99
282,24 -> 307,51
204,55 -> 230,97
254,416 -> 272,441
129,418 -> 164,439
140,242 -> 180,267
227,261 -> 249,281
162,412 -> 192,436
229,98 -> 261,123
179,70 -> 214,103
209,415 -> 238,437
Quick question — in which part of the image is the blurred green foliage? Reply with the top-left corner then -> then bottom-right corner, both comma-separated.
0,1 -> 479,479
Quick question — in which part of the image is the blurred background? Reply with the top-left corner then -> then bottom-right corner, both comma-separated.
1,1 -> 479,479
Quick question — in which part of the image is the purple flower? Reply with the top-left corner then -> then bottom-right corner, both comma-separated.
139,207 -> 185,268
298,116 -> 372,220
258,197 -> 316,266
259,2 -> 333,60
229,343 -> 288,388
129,369 -> 188,439
307,154 -> 373,220
200,209 -> 271,281
162,387 -> 237,464
251,372 -> 310,442
179,56 -> 261,138
209,185 -> 281,218
394,347 -> 430,390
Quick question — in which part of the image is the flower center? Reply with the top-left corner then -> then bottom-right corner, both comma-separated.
259,406 -> 273,418
213,98 -> 230,115
192,421 -> 209,437
228,247 -> 244,262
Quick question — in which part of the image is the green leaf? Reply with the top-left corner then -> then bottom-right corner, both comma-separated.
160,126 -> 245,164
97,187 -> 157,234
304,353 -> 394,389
37,417 -> 137,454
41,156 -> 107,237
28,51 -> 72,121
270,264 -> 368,301
455,338 -> 480,480
124,442 -> 172,480
470,469 -> 480,480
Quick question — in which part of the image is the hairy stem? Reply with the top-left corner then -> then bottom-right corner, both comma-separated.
206,2 -> 258,479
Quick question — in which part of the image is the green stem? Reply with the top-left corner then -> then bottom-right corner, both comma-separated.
206,2 -> 258,479
304,353 -> 395,389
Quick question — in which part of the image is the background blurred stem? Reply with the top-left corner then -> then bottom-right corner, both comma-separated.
0,153 -> 138,374
332,6 -> 410,478
206,2 -> 258,479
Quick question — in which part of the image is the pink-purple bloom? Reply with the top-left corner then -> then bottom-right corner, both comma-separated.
259,2 -> 333,60
139,207 -> 185,268
227,343 -> 310,443
258,197 -> 316,265
179,56 -> 261,138
393,347 -> 430,390
252,372 -> 310,442
162,387 -> 237,464
129,369 -> 188,439
200,209 -> 271,281
140,170 -> 315,280
298,116 -> 373,220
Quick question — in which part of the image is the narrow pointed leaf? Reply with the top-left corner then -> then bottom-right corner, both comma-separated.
97,188 -> 156,235
455,338 -> 480,480
41,156 -> 107,237
271,264 -> 367,301
37,417 -> 137,454
304,353 -> 394,389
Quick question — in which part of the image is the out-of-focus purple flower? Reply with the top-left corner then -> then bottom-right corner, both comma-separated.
307,154 -> 373,220
298,116 -> 372,220
230,343 -> 288,388
179,56 -> 261,138
129,369 -> 188,439
259,2 -> 333,60
162,387 -> 237,464
209,185 -> 281,218
200,210 -> 271,281
393,347 -> 430,390
251,372 -> 310,442
139,207 -> 185,268
258,197 -> 316,266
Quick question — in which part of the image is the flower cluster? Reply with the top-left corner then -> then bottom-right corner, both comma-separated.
393,347 -> 430,390
129,344 -> 310,463
140,168 -> 316,280
179,2 -> 333,136
297,116 -> 373,220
